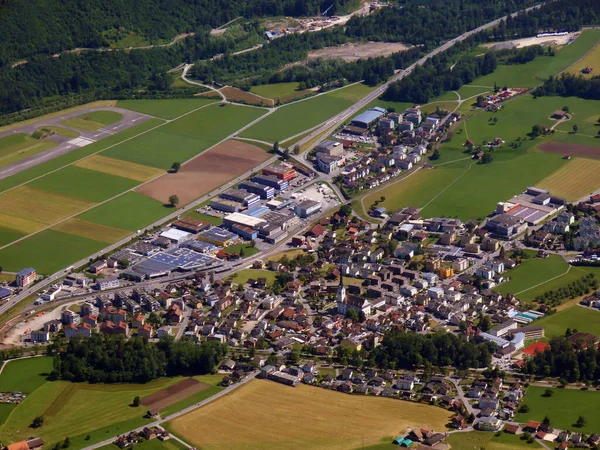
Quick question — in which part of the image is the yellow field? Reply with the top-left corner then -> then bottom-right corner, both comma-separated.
567,42 -> 600,78
75,155 -> 164,182
168,380 -> 451,450
0,186 -> 94,224
0,212 -> 46,234
537,157 -> 600,201
53,218 -> 130,243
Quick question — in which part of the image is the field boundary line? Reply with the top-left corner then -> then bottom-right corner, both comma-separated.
0,102 -> 269,251
514,265 -> 572,295
420,162 -> 475,211
0,101 -> 221,197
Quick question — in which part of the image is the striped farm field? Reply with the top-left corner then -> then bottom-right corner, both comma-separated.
537,157 -> 600,201
0,212 -> 46,234
74,155 -> 164,182
0,186 -> 93,225
53,218 -> 130,243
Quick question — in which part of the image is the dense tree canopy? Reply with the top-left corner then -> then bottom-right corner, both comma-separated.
534,73 -> 600,100
50,334 -> 227,383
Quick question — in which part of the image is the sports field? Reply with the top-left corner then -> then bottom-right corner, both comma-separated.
567,40 -> 600,78
53,218 -> 130,242
0,134 -> 56,168
74,155 -> 164,182
494,255 -> 569,296
104,103 -> 265,169
533,305 -> 600,338
240,84 -> 373,142
117,98 -> 218,120
446,431 -> 542,450
167,379 -> 451,450
62,111 -> 123,131
537,157 -> 600,201
516,386 -> 600,434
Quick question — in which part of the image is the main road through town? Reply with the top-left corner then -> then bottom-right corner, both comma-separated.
0,2 -> 543,322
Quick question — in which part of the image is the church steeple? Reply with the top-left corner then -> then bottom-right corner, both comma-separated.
337,268 -> 346,307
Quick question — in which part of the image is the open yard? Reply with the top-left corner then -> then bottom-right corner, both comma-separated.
0,134 -> 56,168
515,386 -> 600,434
446,430 -> 542,450
74,155 -> 165,182
494,255 -> 569,296
167,379 -> 451,450
104,103 -> 265,169
135,139 -> 269,206
62,111 -> 123,131
228,269 -> 278,287
117,99 -> 217,120
537,157 -> 600,201
534,305 -> 600,338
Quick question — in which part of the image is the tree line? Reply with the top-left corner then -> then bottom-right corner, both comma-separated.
533,73 -> 600,101
533,273 -> 598,306
370,328 -> 495,370
520,335 -> 600,382
48,334 -> 227,383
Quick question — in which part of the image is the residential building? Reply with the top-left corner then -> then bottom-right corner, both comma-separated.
15,268 -> 36,287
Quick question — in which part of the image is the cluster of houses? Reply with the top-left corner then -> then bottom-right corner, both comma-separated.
518,421 -> 600,449
0,391 -> 26,404
113,427 -> 172,448
477,87 -> 528,110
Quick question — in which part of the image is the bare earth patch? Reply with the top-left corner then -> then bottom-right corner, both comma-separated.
538,141 -> 600,159
142,378 -> 209,412
306,42 -> 410,62
135,140 -> 269,205
484,32 -> 580,50
221,87 -> 274,107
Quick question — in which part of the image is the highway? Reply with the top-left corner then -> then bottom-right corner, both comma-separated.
0,2 -> 543,327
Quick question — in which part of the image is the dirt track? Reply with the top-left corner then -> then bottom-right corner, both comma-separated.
306,42 -> 410,62
135,140 -> 269,205
142,378 -> 209,412
538,141 -> 600,159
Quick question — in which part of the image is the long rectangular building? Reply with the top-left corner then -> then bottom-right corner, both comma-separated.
223,212 -> 267,230
262,163 -> 296,181
220,189 -> 260,207
239,181 -> 275,199
252,174 -> 288,191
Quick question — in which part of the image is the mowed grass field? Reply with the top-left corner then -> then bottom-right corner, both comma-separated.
53,218 -> 130,242
167,379 -> 451,450
515,265 -> 600,303
62,111 -> 122,131
494,255 -> 569,296
116,98 -> 218,120
103,103 -> 265,169
567,40 -> 600,78
0,367 -> 220,450
516,386 -> 600,434
0,134 -> 56,168
74,155 -> 165,182
250,82 -> 305,99
228,269 -> 278,287
446,431 -> 543,450
537,157 -> 600,201
534,305 -> 600,337
240,83 -> 374,142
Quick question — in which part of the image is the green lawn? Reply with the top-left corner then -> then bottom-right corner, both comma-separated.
516,386 -> 600,434
224,243 -> 260,257
0,119 -> 163,195
326,83 -> 376,103
28,166 -> 138,203
0,134 -> 56,168
78,192 -> 170,231
0,229 -> 108,274
228,269 -> 278,286
35,126 -> 80,139
446,430 -> 543,450
251,82 -> 303,99
0,226 -> 27,247
104,104 -> 265,169
0,357 -> 53,392
240,89 -> 358,142
534,305 -> 600,338
117,99 -> 218,120
494,255 -> 569,296
62,111 -> 123,131
515,266 -> 600,303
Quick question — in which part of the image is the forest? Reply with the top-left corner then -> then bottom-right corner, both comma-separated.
371,329 -> 495,370
533,73 -> 600,101
48,334 -> 227,383
520,335 -> 600,382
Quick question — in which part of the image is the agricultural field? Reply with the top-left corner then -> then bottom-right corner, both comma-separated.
62,111 -> 123,131
53,218 -> 130,242
97,438 -> 188,450
534,305 -> 600,338
446,431 -> 543,450
536,157 -> 600,201
117,99 -> 218,120
240,84 -> 373,142
221,87 -> 273,107
74,155 -> 165,182
103,103 -> 265,169
421,101 -> 458,116
566,41 -> 600,78
167,380 -> 451,450
515,386 -> 600,434
0,134 -> 56,168
515,266 -> 600,303
494,255 -> 569,296
250,82 -> 305,99
77,192 -> 169,232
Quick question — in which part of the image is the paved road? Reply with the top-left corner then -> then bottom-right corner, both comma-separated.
0,107 -> 151,181
448,378 -> 475,416
83,371 -> 259,450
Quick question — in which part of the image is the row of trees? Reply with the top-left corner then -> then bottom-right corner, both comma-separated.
48,334 -> 227,383
534,73 -> 600,101
371,328 -> 495,370
533,273 -> 598,306
520,336 -> 600,382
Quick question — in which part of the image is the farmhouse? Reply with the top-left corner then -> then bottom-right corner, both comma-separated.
552,110 -> 567,119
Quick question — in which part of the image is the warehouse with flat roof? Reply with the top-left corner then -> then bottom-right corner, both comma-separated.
198,227 -> 238,246
220,189 -> 260,207
223,212 -> 267,230
295,199 -> 322,218
239,181 -> 275,199
350,107 -> 386,129
252,174 -> 289,191
262,163 -> 296,181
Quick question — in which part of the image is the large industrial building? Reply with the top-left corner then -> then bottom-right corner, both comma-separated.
315,140 -> 344,157
262,163 -> 296,181
295,199 -> 322,218
198,227 -> 238,247
238,181 -> 275,199
210,199 -> 242,213
350,107 -> 386,129
252,174 -> 289,191
220,189 -> 260,208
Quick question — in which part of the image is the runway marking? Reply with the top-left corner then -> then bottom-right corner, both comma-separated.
67,137 -> 96,147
